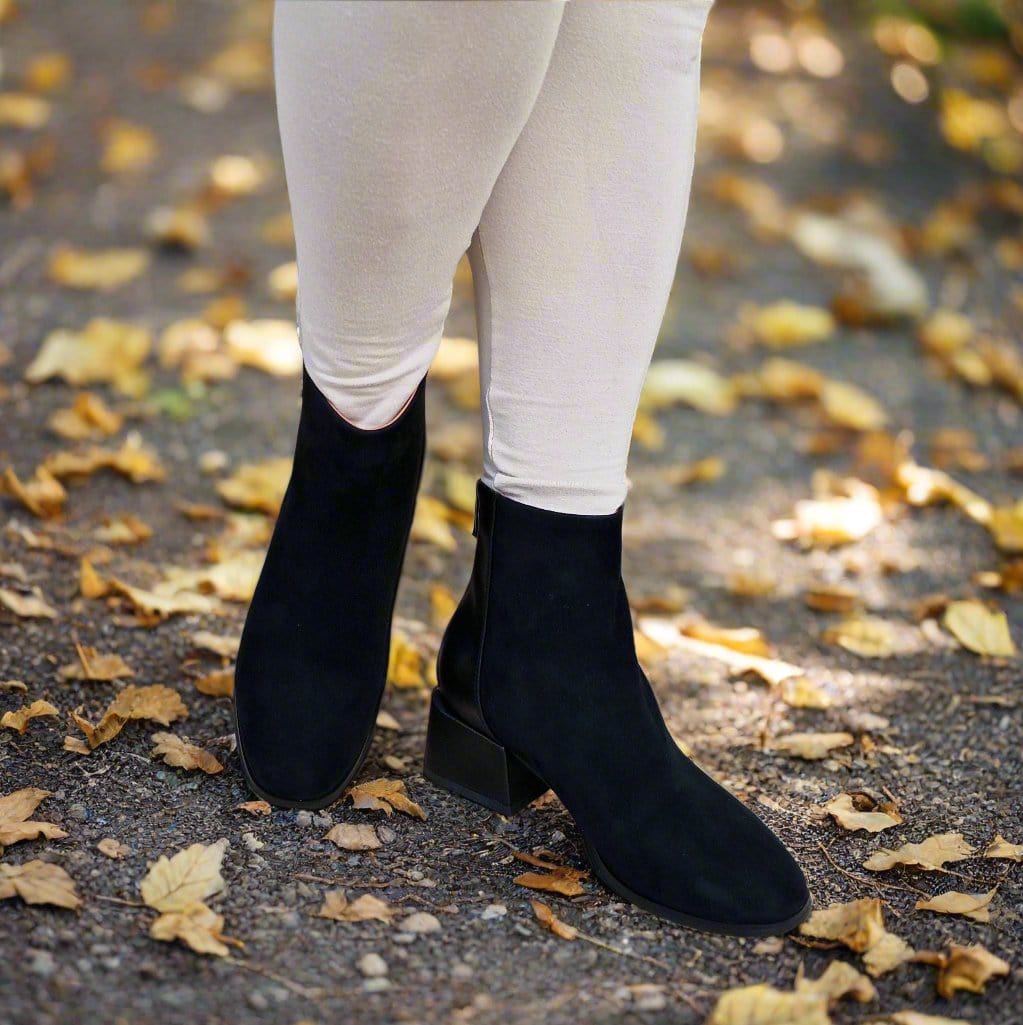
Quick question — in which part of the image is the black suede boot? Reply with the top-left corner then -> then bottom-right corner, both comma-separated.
425,480 -> 812,935
234,367 -> 426,809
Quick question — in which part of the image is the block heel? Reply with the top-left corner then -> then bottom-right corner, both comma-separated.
423,691 -> 549,816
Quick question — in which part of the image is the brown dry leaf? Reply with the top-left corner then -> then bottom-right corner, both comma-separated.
917,944 -> 1011,999
109,684 -> 188,726
800,899 -> 913,977
680,621 -> 772,657
93,514 -> 153,545
139,839 -> 228,913
514,869 -> 587,898
755,357 -> 826,401
151,732 -> 224,774
236,800 -> 271,816
823,616 -> 897,657
706,984 -> 831,1025
0,860 -> 81,910
1,699 -> 59,733
324,823 -> 380,852
223,319 -> 301,376
346,777 -> 426,820
58,644 -> 134,681
216,458 -> 291,515
863,931 -> 916,976
429,583 -> 458,628
146,204 -> 211,251
0,91 -> 51,128
863,832 -> 975,872
983,833 -> 1023,861
795,960 -> 877,1003
942,600 -> 1015,657
0,680 -> 28,693
2,465 -> 68,517
150,900 -> 237,957
896,461 -> 992,525
640,359 -> 738,415
387,632 -> 424,689
748,301 -> 835,349
531,900 -> 578,940
195,668 -> 234,697
989,502 -> 1023,553
25,318 -> 151,394
915,888 -> 996,923
159,550 -> 264,603
819,380 -> 888,432
80,558 -> 108,599
64,707 -> 128,753
772,732 -> 855,760
0,586 -> 57,619
48,245 -> 150,291
773,493 -> 883,548
316,890 -> 395,924
191,631 -> 240,658
0,787 -> 68,848
804,584 -> 861,613
97,838 -> 130,859
824,793 -> 903,833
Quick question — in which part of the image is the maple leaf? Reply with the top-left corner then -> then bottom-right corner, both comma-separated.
0,860 -> 81,910
150,732 -> 224,774
0,787 -> 68,848
150,900 -> 239,957
346,778 -> 426,820
140,839 -> 228,913
863,832 -> 975,872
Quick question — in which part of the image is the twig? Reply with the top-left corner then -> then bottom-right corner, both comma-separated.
224,956 -> 327,1001
93,894 -> 145,908
817,842 -> 930,902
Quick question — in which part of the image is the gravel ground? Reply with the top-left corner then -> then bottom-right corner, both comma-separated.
1,2 -> 1021,1023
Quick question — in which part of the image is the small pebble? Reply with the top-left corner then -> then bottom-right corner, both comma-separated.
67,804 -> 87,822
294,810 -> 313,827
399,912 -> 441,934
241,832 -> 264,851
246,990 -> 269,1011
363,977 -> 390,993
29,950 -> 57,977
480,904 -> 506,921
358,953 -> 388,978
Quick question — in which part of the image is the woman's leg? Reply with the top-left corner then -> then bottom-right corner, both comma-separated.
235,0 -> 567,808
273,0 -> 566,428
469,0 -> 711,514
430,1 -> 812,935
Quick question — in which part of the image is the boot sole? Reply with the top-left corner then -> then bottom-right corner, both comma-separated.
423,690 -> 813,937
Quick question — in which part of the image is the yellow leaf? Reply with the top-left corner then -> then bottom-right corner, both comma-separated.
216,457 -> 291,515
750,301 -> 835,348
25,318 -> 151,393
773,493 -> 883,548
80,558 -> 108,599
191,631 -> 240,659
109,684 -> 188,726
757,357 -> 825,401
49,393 -> 125,441
989,503 -> 1023,553
0,860 -> 81,910
150,900 -> 234,957
0,787 -> 68,848
145,204 -> 211,251
1,465 -> 67,518
346,777 -> 426,820
919,309 -> 974,354
681,621 -> 772,657
823,793 -> 902,833
315,890 -> 394,923
151,732 -> 224,774
208,154 -> 263,197
640,359 -> 738,415
942,600 -> 1015,657
58,645 -> 134,681
822,616 -> 897,657
48,245 -> 150,291
884,1013 -> 972,1025
0,92 -> 51,128
267,260 -> 297,302
514,870 -> 587,898
101,118 -> 157,174
411,495 -> 458,552
819,380 -> 887,431
195,668 -> 234,697
140,839 -> 228,913
706,984 -> 831,1025
800,899 -> 914,977
983,833 -> 1023,861
42,434 -> 165,483
387,632 -> 424,689
429,584 -> 458,628
65,707 -> 128,753
109,578 -> 221,619
915,888 -> 996,923
531,900 -> 578,940
236,800 -> 271,816
863,832 -> 975,872
1,699 -> 59,734
779,676 -> 832,710
223,319 -> 302,376
862,931 -> 916,976
772,732 -> 854,760
794,960 -> 877,1004
921,943 -> 1010,999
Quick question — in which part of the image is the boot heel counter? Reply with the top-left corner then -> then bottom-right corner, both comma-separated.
435,587 -> 485,732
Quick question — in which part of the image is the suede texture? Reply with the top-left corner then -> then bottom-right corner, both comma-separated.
234,367 -> 425,805
436,480 -> 811,929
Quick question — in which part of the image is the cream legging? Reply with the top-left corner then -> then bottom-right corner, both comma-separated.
273,0 -> 712,515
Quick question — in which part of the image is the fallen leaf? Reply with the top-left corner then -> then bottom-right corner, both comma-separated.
48,245 -> 150,291
800,899 -> 914,977
64,707 -> 128,753
779,677 -> 832,710
150,900 -> 236,957
410,495 -> 459,552
109,684 -> 188,726
236,800 -> 271,816
706,984 -> 830,1025
387,632 -> 424,688
101,118 -> 157,174
772,732 -> 855,760
346,778 -> 426,820
2,465 -> 68,517
194,668 -> 234,697
919,943 -> 1010,999
823,617 -> 897,657
0,860 -> 81,910
531,900 -> 578,940
140,839 -> 228,912
223,319 -> 301,376
0,586 -> 58,619
324,823 -> 380,851
151,732 -> 224,774
215,457 -> 291,515
824,793 -> 903,833
795,960 -> 877,1003
915,888 -> 996,923
943,599 -> 1016,656
58,645 -> 134,681
1,699 -> 59,733
680,621 -> 772,657
819,380 -> 887,432
863,931 -> 916,976
983,833 -> 1023,861
989,502 -> 1023,553
25,318 -> 151,393
749,301 -> 835,348
93,514 -> 152,545
773,494 -> 884,547
42,434 -> 165,483
97,838 -> 130,859
0,91 -> 51,128
513,864 -> 588,898
108,578 -> 221,619
191,631 -> 240,658
640,359 -> 738,415
0,787 -> 68,848
863,832 -> 975,872
316,890 -> 394,924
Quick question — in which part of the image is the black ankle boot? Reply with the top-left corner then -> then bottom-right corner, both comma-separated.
234,368 -> 426,808
425,480 -> 812,935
